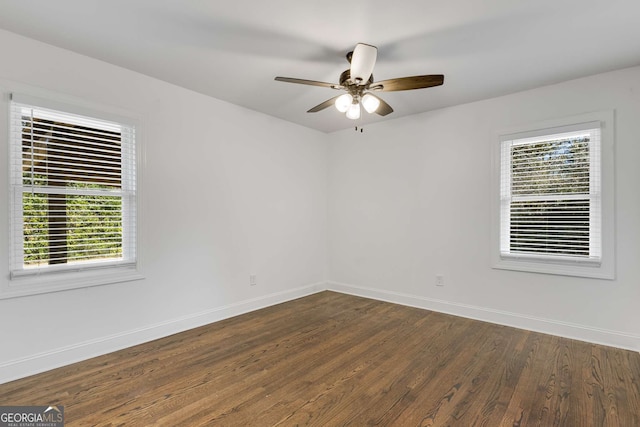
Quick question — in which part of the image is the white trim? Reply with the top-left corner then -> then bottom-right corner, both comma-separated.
499,121 -> 601,144
327,281 -> 640,352
10,93 -> 138,127
0,281 -> 327,384
3,86 -> 145,297
3,280 -> 638,385
1,265 -> 143,299
491,110 -> 615,279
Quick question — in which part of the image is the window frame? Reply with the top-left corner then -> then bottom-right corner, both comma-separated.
491,111 -> 615,279
2,92 -> 143,299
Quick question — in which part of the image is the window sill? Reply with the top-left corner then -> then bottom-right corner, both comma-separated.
1,265 -> 144,299
492,256 -> 614,280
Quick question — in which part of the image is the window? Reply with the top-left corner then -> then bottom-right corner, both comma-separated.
492,112 -> 614,279
5,94 -> 140,297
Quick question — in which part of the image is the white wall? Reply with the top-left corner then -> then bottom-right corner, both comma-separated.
2,27 -> 639,384
0,29 -> 328,383
328,66 -> 640,350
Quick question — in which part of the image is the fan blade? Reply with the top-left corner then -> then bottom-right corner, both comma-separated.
371,74 -> 444,92
307,96 -> 341,113
371,95 -> 393,116
350,43 -> 377,85
275,77 -> 338,89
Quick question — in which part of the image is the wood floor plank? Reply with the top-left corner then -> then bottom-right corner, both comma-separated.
1,291 -> 638,426
389,321 -> 514,426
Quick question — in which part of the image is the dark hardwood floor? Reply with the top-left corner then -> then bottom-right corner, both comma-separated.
1,291 -> 639,426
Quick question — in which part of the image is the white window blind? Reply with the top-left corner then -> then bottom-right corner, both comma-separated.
9,96 -> 137,277
499,122 -> 601,264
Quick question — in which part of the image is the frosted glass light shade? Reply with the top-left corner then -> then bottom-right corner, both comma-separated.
335,94 -> 353,112
361,93 -> 380,113
346,102 -> 361,120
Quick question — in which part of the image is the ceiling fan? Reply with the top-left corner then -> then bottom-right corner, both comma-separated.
275,43 -> 444,120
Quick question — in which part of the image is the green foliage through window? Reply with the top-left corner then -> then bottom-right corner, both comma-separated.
19,112 -> 125,267
23,190 -> 123,266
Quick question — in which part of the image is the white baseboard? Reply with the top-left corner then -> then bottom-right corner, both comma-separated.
327,281 -> 640,352
0,282 -> 326,385
4,280 -> 638,385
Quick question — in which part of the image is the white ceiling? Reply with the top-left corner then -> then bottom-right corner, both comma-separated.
0,0 -> 639,133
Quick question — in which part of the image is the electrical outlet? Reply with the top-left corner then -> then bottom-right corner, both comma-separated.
435,275 -> 445,287
249,274 -> 257,286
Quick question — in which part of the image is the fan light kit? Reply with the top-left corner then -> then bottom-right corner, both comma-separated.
275,43 -> 444,121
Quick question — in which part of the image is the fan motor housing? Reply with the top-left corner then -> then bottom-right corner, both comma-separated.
339,69 -> 374,87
